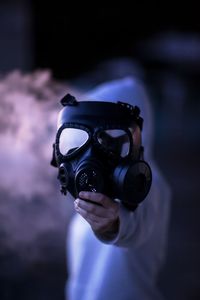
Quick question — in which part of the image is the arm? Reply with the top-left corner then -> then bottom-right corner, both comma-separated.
73,187 -> 153,248
74,167 -> 170,248
74,191 -> 120,239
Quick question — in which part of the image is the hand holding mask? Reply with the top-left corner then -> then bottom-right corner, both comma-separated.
74,191 -> 119,235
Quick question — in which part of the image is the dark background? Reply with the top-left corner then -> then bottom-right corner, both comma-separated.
0,1 -> 200,300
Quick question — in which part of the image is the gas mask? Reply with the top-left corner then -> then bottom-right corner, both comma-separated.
51,94 -> 152,211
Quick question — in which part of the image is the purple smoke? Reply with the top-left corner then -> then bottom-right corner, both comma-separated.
0,70 -> 79,270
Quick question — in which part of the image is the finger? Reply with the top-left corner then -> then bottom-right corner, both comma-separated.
79,191 -> 114,208
74,203 -> 120,233
75,198 -> 115,218
74,204 -> 107,224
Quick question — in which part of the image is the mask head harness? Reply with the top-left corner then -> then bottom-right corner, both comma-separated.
51,94 -> 152,211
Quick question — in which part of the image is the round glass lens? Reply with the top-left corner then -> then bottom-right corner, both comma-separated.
59,128 -> 89,156
97,129 -> 130,157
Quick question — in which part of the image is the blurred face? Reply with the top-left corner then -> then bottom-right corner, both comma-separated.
130,124 -> 142,159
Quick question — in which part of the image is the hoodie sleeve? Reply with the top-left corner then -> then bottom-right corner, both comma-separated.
84,77 -> 171,248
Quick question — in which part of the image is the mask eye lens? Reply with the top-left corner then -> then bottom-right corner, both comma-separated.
97,129 -> 130,158
59,128 -> 89,156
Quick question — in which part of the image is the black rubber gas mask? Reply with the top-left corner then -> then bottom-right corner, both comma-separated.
51,94 -> 152,211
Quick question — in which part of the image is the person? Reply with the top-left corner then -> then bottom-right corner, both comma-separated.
53,77 -> 171,300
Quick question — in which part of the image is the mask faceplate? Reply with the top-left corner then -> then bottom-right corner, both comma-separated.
52,94 -> 152,211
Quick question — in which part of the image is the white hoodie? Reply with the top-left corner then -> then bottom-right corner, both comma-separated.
66,77 -> 171,300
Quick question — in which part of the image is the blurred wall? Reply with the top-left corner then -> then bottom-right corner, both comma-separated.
0,2 -> 200,300
0,0 -> 33,73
